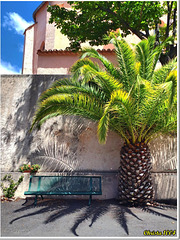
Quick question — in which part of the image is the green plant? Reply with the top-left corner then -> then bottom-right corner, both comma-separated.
48,1 -> 177,64
48,1 -> 165,48
1,175 -> 24,199
30,35 -> 177,206
19,164 -> 41,173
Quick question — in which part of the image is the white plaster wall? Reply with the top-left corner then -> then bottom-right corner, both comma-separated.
152,173 -> 177,200
37,67 -> 69,74
1,75 -> 177,173
23,26 -> 34,74
1,75 -> 33,170
150,136 -> 177,171
1,75 -> 67,172
76,122 -> 123,171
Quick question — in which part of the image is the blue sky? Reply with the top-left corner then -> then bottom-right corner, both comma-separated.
1,1 -> 42,74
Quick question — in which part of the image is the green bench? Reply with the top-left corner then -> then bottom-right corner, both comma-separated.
24,175 -> 102,206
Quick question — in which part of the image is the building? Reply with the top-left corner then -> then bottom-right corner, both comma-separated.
22,1 -> 141,74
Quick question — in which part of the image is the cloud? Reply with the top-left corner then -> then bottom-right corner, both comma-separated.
3,12 -> 34,35
0,60 -> 21,74
18,44 -> 24,53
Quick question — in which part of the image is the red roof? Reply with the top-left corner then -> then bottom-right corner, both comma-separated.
37,49 -> 115,56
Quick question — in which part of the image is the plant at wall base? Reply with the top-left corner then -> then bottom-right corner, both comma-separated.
19,164 -> 41,173
1,175 -> 24,199
30,34 -> 177,206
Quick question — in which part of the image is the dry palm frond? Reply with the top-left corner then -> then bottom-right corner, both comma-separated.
35,139 -> 79,172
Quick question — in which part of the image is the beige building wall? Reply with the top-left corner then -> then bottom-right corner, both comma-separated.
45,10 -> 55,50
23,1 -> 166,75
36,52 -> 118,75
33,3 -> 48,74
37,54 -> 80,74
54,28 -> 70,50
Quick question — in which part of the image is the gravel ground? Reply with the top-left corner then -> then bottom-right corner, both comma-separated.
0,198 -> 178,238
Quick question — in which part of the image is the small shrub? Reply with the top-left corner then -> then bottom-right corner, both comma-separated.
19,164 -> 40,173
1,174 -> 24,199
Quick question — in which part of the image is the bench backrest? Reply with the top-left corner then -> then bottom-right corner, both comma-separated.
28,175 -> 102,194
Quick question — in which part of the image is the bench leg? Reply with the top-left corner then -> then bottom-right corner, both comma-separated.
41,195 -> 44,200
34,195 -> 38,206
22,197 -> 28,205
88,195 -> 92,206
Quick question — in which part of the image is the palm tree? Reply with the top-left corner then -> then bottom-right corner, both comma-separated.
30,35 -> 177,206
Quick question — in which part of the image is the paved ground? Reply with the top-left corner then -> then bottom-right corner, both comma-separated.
1,198 -> 178,238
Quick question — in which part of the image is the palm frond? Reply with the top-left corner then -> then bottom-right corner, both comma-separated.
135,37 -> 155,80
128,74 -> 154,111
152,58 -> 177,84
145,113 -> 177,143
163,70 -> 177,109
36,141 -> 78,172
39,78 -> 80,102
81,48 -> 122,79
70,58 -> 100,81
98,89 -> 136,143
110,37 -> 136,91
31,35 -> 177,146
50,78 -> 75,88
136,36 -> 175,81
93,71 -> 122,93
39,84 -> 106,105
97,113 -> 110,144
31,93 -> 104,131
72,63 -> 122,96
138,85 -> 174,142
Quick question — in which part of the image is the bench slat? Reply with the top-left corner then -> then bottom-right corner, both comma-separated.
24,191 -> 102,195
27,176 -> 101,192
24,175 -> 102,206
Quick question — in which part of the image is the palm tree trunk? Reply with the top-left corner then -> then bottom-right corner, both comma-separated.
118,142 -> 154,206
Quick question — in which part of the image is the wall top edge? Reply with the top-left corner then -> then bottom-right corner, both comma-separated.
0,171 -> 177,174
1,74 -> 70,77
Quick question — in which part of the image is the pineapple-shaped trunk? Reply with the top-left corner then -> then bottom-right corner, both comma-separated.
118,142 -> 154,206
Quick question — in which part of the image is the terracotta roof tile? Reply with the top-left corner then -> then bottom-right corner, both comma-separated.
37,49 -> 115,56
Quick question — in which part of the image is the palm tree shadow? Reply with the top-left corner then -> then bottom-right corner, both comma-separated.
71,200 -> 110,236
10,199 -> 87,225
44,200 -> 88,224
140,205 -> 177,221
112,203 -> 143,235
10,199 -> 67,224
9,199 -> 177,237
71,199 -> 143,236
70,200 -> 177,236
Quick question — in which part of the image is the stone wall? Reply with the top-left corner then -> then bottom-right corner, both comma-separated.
1,75 -> 177,201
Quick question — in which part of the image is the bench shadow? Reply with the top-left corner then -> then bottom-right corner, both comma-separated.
10,199 -> 177,236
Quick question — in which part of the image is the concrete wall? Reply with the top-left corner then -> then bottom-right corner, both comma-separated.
1,75 -> 177,201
